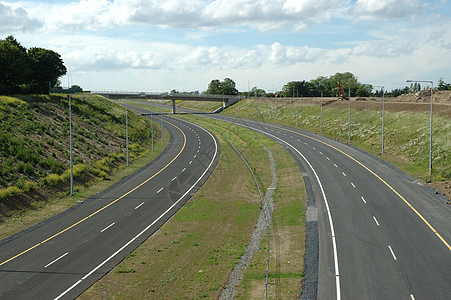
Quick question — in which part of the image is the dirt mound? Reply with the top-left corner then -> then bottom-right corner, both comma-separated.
396,90 -> 451,104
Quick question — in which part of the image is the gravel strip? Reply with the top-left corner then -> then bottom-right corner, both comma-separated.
220,144 -> 277,299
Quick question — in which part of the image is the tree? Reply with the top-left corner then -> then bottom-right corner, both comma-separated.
220,78 -> 238,95
250,86 -> 266,97
206,78 -> 238,95
0,37 -> 31,87
206,79 -> 221,94
309,76 -> 329,96
28,47 -> 67,93
438,78 -> 451,91
356,84 -> 372,97
71,85 -> 83,92
282,81 -> 309,97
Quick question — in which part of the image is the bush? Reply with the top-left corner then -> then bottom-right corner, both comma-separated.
16,178 -> 36,192
43,173 -> 65,187
17,161 -> 35,175
0,186 -> 22,201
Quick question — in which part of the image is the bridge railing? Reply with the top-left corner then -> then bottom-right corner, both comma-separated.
92,90 -> 241,100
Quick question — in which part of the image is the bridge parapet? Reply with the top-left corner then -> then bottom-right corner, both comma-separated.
92,91 -> 241,113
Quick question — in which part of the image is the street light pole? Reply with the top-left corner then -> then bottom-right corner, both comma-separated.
348,87 -> 351,141
125,97 -> 129,166
406,80 -> 433,176
310,89 -> 323,133
149,96 -> 154,152
296,90 -> 299,127
372,85 -> 385,153
69,95 -> 73,196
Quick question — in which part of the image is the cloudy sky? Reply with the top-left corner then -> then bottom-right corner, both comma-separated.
1,0 -> 450,92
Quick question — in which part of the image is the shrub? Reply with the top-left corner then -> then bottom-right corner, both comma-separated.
43,173 -> 64,187
17,161 -> 35,175
0,186 -> 22,201
16,178 -> 36,192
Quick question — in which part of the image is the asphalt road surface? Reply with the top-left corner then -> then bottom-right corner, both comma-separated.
156,102 -> 450,300
205,113 -> 451,300
0,112 -> 220,299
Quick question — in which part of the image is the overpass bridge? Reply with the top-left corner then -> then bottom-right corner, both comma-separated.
92,91 -> 241,114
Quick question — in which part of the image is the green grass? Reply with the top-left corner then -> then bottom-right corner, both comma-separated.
80,115 -> 306,299
0,94 -> 166,239
223,99 -> 450,181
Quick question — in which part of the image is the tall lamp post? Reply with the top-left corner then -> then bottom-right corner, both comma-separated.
310,89 -> 323,133
125,97 -> 129,166
406,80 -> 433,176
372,85 -> 385,153
69,95 -> 73,196
347,86 -> 351,141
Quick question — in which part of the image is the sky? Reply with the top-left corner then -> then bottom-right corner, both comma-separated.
1,0 -> 451,93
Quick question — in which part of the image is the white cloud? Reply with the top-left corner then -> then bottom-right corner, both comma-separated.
351,0 -> 428,20
0,2 -> 42,33
351,39 -> 417,58
4,1 -> 450,92
12,0 -> 343,33
269,42 -> 326,64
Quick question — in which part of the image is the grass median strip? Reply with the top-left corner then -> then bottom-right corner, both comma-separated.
80,116 -> 307,299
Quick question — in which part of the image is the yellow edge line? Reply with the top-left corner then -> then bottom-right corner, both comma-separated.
0,119 -> 187,267
268,123 -> 451,252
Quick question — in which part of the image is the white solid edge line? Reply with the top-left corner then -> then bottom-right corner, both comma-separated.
233,124 -> 342,300
54,119 -> 219,300
45,252 -> 69,268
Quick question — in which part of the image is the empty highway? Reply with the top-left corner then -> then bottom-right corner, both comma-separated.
0,114 -> 220,299
151,102 -> 450,299
206,113 -> 451,299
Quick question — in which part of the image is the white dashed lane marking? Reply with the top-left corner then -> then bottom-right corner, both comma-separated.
101,222 -> 115,233
45,252 -> 69,268
388,245 -> 397,260
373,216 -> 380,226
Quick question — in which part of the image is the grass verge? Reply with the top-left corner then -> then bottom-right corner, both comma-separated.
0,128 -> 169,241
80,116 -> 306,299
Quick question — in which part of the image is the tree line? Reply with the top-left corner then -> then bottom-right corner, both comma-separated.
0,36 -> 67,95
204,73 -> 451,98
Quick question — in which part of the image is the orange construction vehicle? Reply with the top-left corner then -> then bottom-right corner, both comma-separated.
337,82 -> 349,100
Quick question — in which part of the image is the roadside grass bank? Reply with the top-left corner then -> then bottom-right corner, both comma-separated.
0,94 -> 164,240
137,98 -> 450,198
80,116 -> 306,299
223,99 -> 450,182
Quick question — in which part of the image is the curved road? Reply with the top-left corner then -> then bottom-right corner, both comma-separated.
0,113 -> 220,299
203,113 -> 451,300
